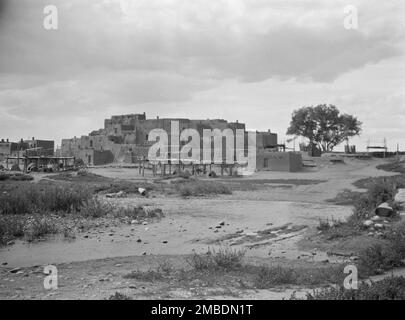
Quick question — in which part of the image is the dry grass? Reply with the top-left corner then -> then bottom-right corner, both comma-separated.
299,276 -> 405,300
254,264 -> 346,288
176,180 -> 232,197
186,248 -> 245,272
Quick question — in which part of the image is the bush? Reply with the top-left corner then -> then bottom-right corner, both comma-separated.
303,276 -> 405,300
0,215 -> 25,245
80,197 -> 114,218
24,215 -> 59,241
349,178 -> 399,226
358,243 -> 403,276
186,248 -> 245,272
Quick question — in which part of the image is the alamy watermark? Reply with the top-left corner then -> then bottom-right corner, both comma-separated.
147,121 -> 257,174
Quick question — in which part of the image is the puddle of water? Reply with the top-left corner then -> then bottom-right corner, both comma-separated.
0,200 -> 351,268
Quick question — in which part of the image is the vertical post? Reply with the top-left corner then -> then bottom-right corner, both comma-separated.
221,163 -> 224,176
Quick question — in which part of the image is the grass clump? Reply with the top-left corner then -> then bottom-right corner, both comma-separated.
254,265 -> 345,288
186,248 -> 245,272
123,261 -> 173,282
108,292 -> 132,300
176,180 -> 231,197
301,276 -> 405,300
0,215 -> 25,245
80,197 -> 114,218
24,215 -> 59,242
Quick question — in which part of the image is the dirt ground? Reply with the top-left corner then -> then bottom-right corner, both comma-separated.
0,157 -> 400,300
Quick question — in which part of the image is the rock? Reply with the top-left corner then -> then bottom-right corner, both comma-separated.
218,221 -> 225,226
162,240 -> 168,244
368,232 -> 375,236
394,189 -> 405,204
2,262 -> 8,266
375,202 -> 394,217
363,220 -> 374,227
6,241 -> 15,246
142,221 -> 148,225
142,252 -> 147,255
9,268 -> 22,274
138,188 -> 147,196
106,191 -> 126,198
131,220 -> 138,225
136,238 -> 142,243
371,215 -> 383,222
374,223 -> 384,229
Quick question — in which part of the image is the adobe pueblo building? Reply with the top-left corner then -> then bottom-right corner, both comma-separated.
61,113 -> 302,172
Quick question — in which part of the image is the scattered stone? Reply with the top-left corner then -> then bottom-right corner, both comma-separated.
374,223 -> 384,229
142,252 -> 147,256
371,215 -> 382,222
131,220 -> 139,225
218,221 -> 225,226
2,262 -> 8,266
114,264 -> 122,267
215,225 -> 221,229
162,240 -> 168,244
394,189 -> 405,204
136,238 -> 142,243
363,220 -> 374,227
138,188 -> 147,196
142,222 -> 148,226
375,202 -> 394,217
129,285 -> 137,289
6,241 -> 15,246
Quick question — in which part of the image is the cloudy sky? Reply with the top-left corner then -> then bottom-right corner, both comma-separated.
0,0 -> 404,151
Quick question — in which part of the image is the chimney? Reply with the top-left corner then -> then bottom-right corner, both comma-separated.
157,116 -> 159,120
6,138 -> 9,143
236,120 -> 238,123
1,139 -> 4,143
32,137 -> 35,141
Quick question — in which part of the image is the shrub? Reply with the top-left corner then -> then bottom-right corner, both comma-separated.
358,243 -> 403,276
80,197 -> 114,218
24,215 -> 59,241
303,276 -> 405,300
0,215 -> 25,245
186,248 -> 245,272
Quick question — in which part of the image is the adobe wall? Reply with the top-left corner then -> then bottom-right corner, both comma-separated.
257,151 -> 302,172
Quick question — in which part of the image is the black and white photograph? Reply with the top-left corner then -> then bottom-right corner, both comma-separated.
0,0 -> 405,307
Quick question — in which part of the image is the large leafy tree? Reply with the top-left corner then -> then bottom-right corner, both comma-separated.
286,104 -> 362,152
